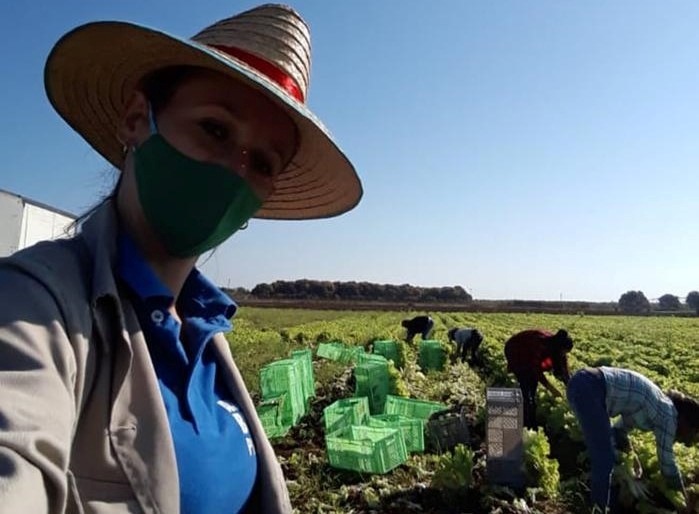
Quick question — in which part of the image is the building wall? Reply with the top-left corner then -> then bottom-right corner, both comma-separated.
0,190 -> 24,256
18,202 -> 75,251
0,190 -> 76,257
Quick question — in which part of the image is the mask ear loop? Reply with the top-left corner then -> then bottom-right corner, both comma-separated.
148,105 -> 158,134
240,221 -> 249,230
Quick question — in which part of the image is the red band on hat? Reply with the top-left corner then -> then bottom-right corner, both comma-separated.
211,45 -> 304,103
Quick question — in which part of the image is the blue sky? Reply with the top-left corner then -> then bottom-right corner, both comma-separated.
2,1 -> 698,301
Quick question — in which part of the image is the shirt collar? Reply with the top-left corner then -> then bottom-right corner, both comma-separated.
117,232 -> 237,320
180,268 -> 237,320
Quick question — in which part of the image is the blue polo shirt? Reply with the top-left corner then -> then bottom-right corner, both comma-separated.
117,233 -> 257,513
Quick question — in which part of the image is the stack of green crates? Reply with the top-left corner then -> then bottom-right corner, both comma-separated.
257,350 -> 316,439
372,339 -> 402,368
368,414 -> 425,453
418,340 -> 446,371
384,395 -> 448,425
291,349 -> 315,401
260,358 -> 306,426
354,355 -> 390,415
325,425 -> 408,474
323,397 -> 370,433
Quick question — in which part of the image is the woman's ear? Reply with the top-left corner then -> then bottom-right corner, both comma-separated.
117,90 -> 151,148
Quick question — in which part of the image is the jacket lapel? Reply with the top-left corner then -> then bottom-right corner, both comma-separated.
86,202 -> 180,514
212,333 -> 291,513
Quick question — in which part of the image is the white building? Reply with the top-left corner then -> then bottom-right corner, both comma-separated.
0,189 -> 76,257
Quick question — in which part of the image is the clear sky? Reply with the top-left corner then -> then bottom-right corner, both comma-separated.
2,1 -> 698,302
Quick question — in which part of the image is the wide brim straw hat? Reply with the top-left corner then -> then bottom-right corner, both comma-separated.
44,3 -> 362,220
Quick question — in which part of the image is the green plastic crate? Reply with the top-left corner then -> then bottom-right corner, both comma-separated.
418,340 -> 446,372
368,414 -> 425,453
372,340 -> 402,368
326,425 -> 408,474
316,341 -> 345,360
260,359 -> 306,425
384,395 -> 448,424
317,342 -> 364,364
291,349 -> 315,400
256,395 -> 291,439
323,397 -> 371,433
260,419 -> 290,439
256,394 -> 285,426
357,352 -> 389,366
340,345 -> 365,364
355,362 -> 390,415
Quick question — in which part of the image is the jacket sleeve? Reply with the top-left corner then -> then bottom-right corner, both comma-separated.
0,267 -> 77,514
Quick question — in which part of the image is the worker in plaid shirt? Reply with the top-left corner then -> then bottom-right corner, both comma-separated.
567,366 -> 699,512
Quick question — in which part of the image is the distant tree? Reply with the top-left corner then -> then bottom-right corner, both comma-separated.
399,284 -> 421,301
657,294 -> 681,311
335,281 -> 360,300
226,287 -> 250,299
251,283 -> 273,298
686,291 -> 699,315
618,290 -> 650,314
308,280 -> 334,299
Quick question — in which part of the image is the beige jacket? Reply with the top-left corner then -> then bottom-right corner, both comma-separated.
0,202 -> 291,514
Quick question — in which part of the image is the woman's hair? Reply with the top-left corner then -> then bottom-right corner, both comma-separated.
68,173 -> 122,232
551,351 -> 571,384
70,66 -> 205,230
667,390 -> 699,428
140,65 -> 207,115
553,329 -> 573,352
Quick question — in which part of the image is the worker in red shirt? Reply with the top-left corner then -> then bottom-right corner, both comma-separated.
504,329 -> 574,429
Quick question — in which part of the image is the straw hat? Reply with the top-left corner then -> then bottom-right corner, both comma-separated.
44,4 -> 362,220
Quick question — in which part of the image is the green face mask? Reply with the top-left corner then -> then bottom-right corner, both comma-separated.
133,131 -> 262,258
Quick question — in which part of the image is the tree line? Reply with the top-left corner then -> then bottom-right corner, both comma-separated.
224,281 -> 699,316
618,290 -> 699,314
229,280 -> 473,303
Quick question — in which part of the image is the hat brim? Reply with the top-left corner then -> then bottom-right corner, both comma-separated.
44,21 -> 362,220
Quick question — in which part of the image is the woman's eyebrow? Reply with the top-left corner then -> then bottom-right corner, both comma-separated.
207,100 -> 290,167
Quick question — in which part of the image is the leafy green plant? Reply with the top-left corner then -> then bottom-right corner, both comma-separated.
386,360 -> 409,397
523,428 -> 560,499
431,444 -> 475,490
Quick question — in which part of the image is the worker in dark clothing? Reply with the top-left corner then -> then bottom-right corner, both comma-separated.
401,315 -> 434,343
447,327 -> 483,364
504,328 -> 573,429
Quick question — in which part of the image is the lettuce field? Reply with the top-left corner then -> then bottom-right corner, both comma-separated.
227,308 -> 699,513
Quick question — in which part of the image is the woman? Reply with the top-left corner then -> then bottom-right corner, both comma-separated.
0,4 -> 361,513
503,328 -> 573,429
567,367 -> 699,512
447,327 -> 484,364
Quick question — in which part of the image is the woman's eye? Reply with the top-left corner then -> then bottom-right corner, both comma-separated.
200,120 -> 229,141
